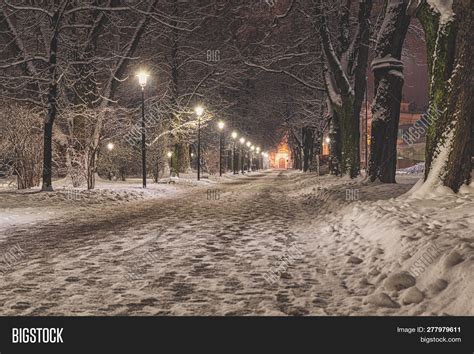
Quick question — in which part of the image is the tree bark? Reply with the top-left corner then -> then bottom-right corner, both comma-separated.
415,0 -> 472,192
369,0 -> 411,183
302,126 -> 315,172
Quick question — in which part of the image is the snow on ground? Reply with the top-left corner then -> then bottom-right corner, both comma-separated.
397,162 -> 424,175
0,170 -> 472,315
0,171 -> 252,234
0,178 -> 181,235
298,173 -> 473,315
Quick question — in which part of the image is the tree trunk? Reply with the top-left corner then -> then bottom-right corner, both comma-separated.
328,114 -> 341,175
415,0 -> 472,192
369,0 -> 411,183
316,0 -> 372,178
41,13 -> 59,191
302,126 -> 315,172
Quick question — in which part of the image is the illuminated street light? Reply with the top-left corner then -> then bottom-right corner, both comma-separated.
136,70 -> 149,188
246,141 -> 251,148
325,137 -> 331,144
195,105 -> 204,117
231,131 -> 238,174
239,137 -> 245,173
195,105 -> 205,180
217,121 -> 225,176
106,142 -> 114,151
136,71 -> 149,89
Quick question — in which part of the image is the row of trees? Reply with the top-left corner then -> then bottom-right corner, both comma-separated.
245,0 -> 471,192
0,0 -> 273,189
0,0 -> 471,193
320,0 -> 472,192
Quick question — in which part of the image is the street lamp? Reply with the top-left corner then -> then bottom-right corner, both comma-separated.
239,137 -> 246,174
217,121 -> 225,176
256,147 -> 260,170
195,105 -> 204,181
250,146 -> 255,171
246,143 -> 252,172
231,131 -> 238,174
167,151 -> 173,177
137,71 -> 149,188
106,142 -> 114,151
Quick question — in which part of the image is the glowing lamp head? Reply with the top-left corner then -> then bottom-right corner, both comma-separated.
136,71 -> 149,89
167,151 -> 173,158
231,131 -> 238,139
256,147 -> 260,152
239,137 -> 245,144
246,141 -> 251,148
106,142 -> 114,151
325,137 -> 331,144
251,146 -> 255,151
194,105 -> 204,117
191,152 -> 194,157
261,152 -> 265,156
217,121 -> 225,130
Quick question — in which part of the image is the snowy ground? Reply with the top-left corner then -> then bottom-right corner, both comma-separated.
0,170 -> 472,315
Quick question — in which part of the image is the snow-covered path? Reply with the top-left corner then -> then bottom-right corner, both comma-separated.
0,170 -> 472,315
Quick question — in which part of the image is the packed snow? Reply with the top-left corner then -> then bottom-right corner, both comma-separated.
0,170 -> 472,315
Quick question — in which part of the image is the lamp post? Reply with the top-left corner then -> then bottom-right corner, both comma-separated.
239,137 -> 246,174
167,151 -> 173,177
217,121 -> 225,177
250,145 -> 255,172
231,131 -> 238,174
137,71 -> 149,188
195,105 -> 204,180
256,147 -> 260,170
246,141 -> 251,172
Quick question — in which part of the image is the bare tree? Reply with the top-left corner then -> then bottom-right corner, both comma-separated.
314,0 -> 373,178
0,104 -> 43,189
